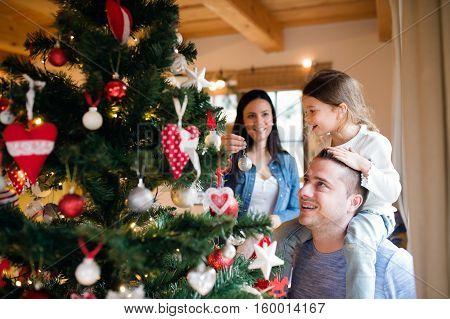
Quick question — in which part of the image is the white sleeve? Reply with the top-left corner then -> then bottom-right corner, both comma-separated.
360,135 -> 402,204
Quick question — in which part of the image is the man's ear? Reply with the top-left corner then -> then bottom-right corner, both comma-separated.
348,193 -> 364,215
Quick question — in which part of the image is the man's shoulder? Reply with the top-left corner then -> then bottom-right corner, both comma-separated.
375,240 -> 416,298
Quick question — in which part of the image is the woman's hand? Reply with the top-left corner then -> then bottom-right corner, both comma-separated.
221,134 -> 247,154
327,147 -> 372,176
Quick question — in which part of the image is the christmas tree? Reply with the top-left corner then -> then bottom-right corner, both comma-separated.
0,0 -> 279,299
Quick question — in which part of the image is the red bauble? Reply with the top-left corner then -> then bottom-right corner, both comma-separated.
21,289 -> 51,299
209,196 -> 238,217
104,79 -> 127,102
48,47 -> 68,67
224,196 -> 238,217
59,193 -> 84,218
207,248 -> 234,270
0,97 -> 10,112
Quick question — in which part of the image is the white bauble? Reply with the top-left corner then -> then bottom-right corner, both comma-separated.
75,257 -> 101,286
222,242 -> 236,259
238,155 -> 253,171
204,130 -> 221,150
171,187 -> 197,208
128,178 -> 154,212
82,107 -> 103,130
0,110 -> 15,125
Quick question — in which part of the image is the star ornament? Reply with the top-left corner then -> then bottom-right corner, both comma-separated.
182,67 -> 210,92
248,241 -> 284,280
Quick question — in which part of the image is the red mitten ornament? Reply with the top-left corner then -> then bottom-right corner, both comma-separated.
106,0 -> 133,45
161,124 -> 199,179
3,123 -> 57,184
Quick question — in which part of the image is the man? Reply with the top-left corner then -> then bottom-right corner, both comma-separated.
274,150 -> 416,298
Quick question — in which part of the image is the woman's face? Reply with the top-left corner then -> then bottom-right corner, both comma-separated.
242,98 -> 274,144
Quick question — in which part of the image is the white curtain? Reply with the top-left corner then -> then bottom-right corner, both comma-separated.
390,0 -> 449,298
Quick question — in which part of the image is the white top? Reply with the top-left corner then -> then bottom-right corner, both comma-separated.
248,173 -> 279,216
330,125 -> 402,216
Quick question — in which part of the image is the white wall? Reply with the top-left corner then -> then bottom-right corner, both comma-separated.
191,19 -> 394,139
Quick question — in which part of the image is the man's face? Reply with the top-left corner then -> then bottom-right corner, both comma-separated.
299,158 -> 358,231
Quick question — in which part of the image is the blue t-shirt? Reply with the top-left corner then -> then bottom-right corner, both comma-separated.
288,239 -> 416,299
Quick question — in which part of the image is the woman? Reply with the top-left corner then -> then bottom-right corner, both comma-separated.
222,89 -> 300,229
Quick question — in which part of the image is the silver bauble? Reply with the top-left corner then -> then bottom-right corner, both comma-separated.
238,155 -> 253,171
170,52 -> 187,74
128,178 -> 154,212
0,110 -> 15,125
204,130 -> 221,150
75,257 -> 101,286
0,175 -> 5,190
82,107 -> 103,130
171,187 -> 197,208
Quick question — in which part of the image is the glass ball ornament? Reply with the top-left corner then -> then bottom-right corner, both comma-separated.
171,187 -> 197,208
238,155 -> 252,172
204,130 -> 221,150
104,73 -> 127,102
127,178 -> 154,212
82,107 -> 103,130
75,257 -> 101,286
0,109 -> 15,125
48,47 -> 68,67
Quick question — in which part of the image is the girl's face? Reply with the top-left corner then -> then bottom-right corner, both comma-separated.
243,98 -> 274,144
302,95 -> 341,136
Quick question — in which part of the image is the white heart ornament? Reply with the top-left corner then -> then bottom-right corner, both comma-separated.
204,187 -> 234,215
187,263 -> 216,296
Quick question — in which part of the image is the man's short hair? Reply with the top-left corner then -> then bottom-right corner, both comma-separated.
315,149 -> 368,204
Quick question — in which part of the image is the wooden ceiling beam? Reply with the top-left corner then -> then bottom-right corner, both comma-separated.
375,0 -> 392,42
200,0 -> 283,52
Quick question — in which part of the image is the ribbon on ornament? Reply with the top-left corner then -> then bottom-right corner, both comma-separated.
78,238 -> 103,259
173,96 -> 201,180
84,91 -> 102,108
23,74 -> 46,122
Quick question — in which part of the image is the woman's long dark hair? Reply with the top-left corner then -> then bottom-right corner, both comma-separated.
229,89 -> 285,179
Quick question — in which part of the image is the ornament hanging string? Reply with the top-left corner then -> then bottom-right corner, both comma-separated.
22,74 -> 46,124
109,52 -> 122,78
215,168 -> 222,188
84,91 -> 102,108
78,238 -> 103,259
173,96 -> 201,180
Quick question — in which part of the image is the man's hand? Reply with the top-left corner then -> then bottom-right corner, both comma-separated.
326,147 -> 372,177
221,134 -> 246,154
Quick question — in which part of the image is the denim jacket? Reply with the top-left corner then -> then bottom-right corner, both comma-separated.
224,152 -> 300,222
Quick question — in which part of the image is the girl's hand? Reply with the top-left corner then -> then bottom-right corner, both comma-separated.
326,147 -> 372,176
221,134 -> 246,154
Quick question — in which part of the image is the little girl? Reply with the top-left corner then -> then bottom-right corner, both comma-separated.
302,69 -> 401,298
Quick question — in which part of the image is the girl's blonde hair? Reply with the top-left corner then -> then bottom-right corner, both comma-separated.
303,69 -> 379,132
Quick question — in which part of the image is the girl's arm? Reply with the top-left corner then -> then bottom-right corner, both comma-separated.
360,136 -> 402,203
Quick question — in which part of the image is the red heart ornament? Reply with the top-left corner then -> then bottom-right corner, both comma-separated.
161,124 -> 199,179
3,123 -> 57,184
205,187 -> 235,215
6,165 -> 27,195
106,0 -> 133,45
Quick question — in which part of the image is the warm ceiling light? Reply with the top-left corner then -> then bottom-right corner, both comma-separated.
301,58 -> 313,68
